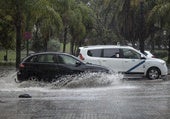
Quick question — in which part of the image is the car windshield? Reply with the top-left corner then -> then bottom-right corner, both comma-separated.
58,54 -> 79,65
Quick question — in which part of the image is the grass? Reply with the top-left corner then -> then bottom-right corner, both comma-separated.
0,50 -> 16,62
60,43 -> 71,53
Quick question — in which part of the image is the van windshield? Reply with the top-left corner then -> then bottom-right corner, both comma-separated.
122,49 -> 141,59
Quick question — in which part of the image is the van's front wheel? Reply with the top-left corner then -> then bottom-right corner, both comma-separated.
147,67 -> 160,80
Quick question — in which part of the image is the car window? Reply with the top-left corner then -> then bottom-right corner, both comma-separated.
58,54 -> 77,65
122,49 -> 141,59
103,48 -> 120,58
28,55 -> 38,62
27,54 -> 54,63
143,52 -> 148,56
87,49 -> 102,57
38,54 -> 54,63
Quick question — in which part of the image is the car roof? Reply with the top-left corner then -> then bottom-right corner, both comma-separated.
79,45 -> 133,50
29,52 -> 69,56
22,52 -> 74,62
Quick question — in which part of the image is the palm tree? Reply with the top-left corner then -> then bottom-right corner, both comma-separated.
148,0 -> 170,63
31,0 -> 63,52
0,0 -> 63,68
56,0 -> 78,53
70,2 -> 94,55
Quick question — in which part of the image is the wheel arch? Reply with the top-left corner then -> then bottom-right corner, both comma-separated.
146,66 -> 161,79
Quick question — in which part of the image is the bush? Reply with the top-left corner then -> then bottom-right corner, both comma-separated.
153,50 -> 168,59
0,62 -> 15,66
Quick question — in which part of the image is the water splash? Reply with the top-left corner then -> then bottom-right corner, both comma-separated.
0,67 -> 17,90
17,72 -> 124,89
0,68 -> 124,91
50,72 -> 124,89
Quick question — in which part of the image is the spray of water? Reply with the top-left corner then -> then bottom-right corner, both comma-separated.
0,69 -> 124,90
48,72 -> 124,89
0,68 -> 18,91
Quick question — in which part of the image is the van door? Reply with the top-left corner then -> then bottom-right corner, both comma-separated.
120,48 -> 145,74
100,48 -> 123,72
85,49 -> 103,66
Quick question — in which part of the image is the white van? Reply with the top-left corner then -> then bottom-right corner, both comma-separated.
78,45 -> 168,79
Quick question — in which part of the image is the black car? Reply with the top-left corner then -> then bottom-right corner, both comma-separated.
17,52 -> 109,82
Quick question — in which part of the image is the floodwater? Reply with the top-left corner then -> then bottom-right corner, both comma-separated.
1,66 -> 170,119
0,66 -> 125,97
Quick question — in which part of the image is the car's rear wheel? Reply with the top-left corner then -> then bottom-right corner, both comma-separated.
28,76 -> 39,81
147,67 -> 160,80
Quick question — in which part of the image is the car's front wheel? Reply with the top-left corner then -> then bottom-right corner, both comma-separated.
147,67 -> 161,80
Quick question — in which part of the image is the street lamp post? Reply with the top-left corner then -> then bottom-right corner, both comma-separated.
24,32 -> 32,56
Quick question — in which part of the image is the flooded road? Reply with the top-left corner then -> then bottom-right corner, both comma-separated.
0,66 -> 170,119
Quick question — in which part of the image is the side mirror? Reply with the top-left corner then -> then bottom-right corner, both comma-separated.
141,57 -> 146,59
75,61 -> 81,67
140,55 -> 146,59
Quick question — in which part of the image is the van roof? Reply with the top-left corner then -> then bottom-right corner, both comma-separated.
79,45 -> 132,49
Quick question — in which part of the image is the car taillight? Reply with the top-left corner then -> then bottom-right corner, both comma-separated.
79,53 -> 85,60
19,63 -> 25,68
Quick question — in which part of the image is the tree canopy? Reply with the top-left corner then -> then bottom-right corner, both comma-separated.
0,0 -> 170,66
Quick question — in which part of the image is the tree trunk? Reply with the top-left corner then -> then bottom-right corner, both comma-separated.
167,35 -> 170,64
70,39 -> 74,55
63,27 -> 68,53
6,50 -> 8,61
151,33 -> 155,52
15,1 -> 22,69
16,23 -> 22,68
139,1 -> 145,53
44,38 -> 48,52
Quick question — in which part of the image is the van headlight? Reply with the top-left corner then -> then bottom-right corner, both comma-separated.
161,61 -> 166,65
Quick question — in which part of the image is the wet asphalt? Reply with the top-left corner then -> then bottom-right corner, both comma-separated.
0,67 -> 170,119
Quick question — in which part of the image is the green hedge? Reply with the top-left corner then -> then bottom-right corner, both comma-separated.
153,50 -> 168,59
0,62 -> 15,66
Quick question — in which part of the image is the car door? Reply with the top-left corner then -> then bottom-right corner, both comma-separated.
23,55 -> 40,77
56,54 -> 84,75
100,48 -> 123,72
35,54 -> 59,79
120,48 -> 145,74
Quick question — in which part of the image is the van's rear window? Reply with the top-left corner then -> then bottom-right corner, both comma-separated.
87,49 -> 102,57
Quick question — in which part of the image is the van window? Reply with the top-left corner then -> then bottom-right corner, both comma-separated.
87,49 -> 102,57
103,48 -> 120,58
122,49 -> 140,59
